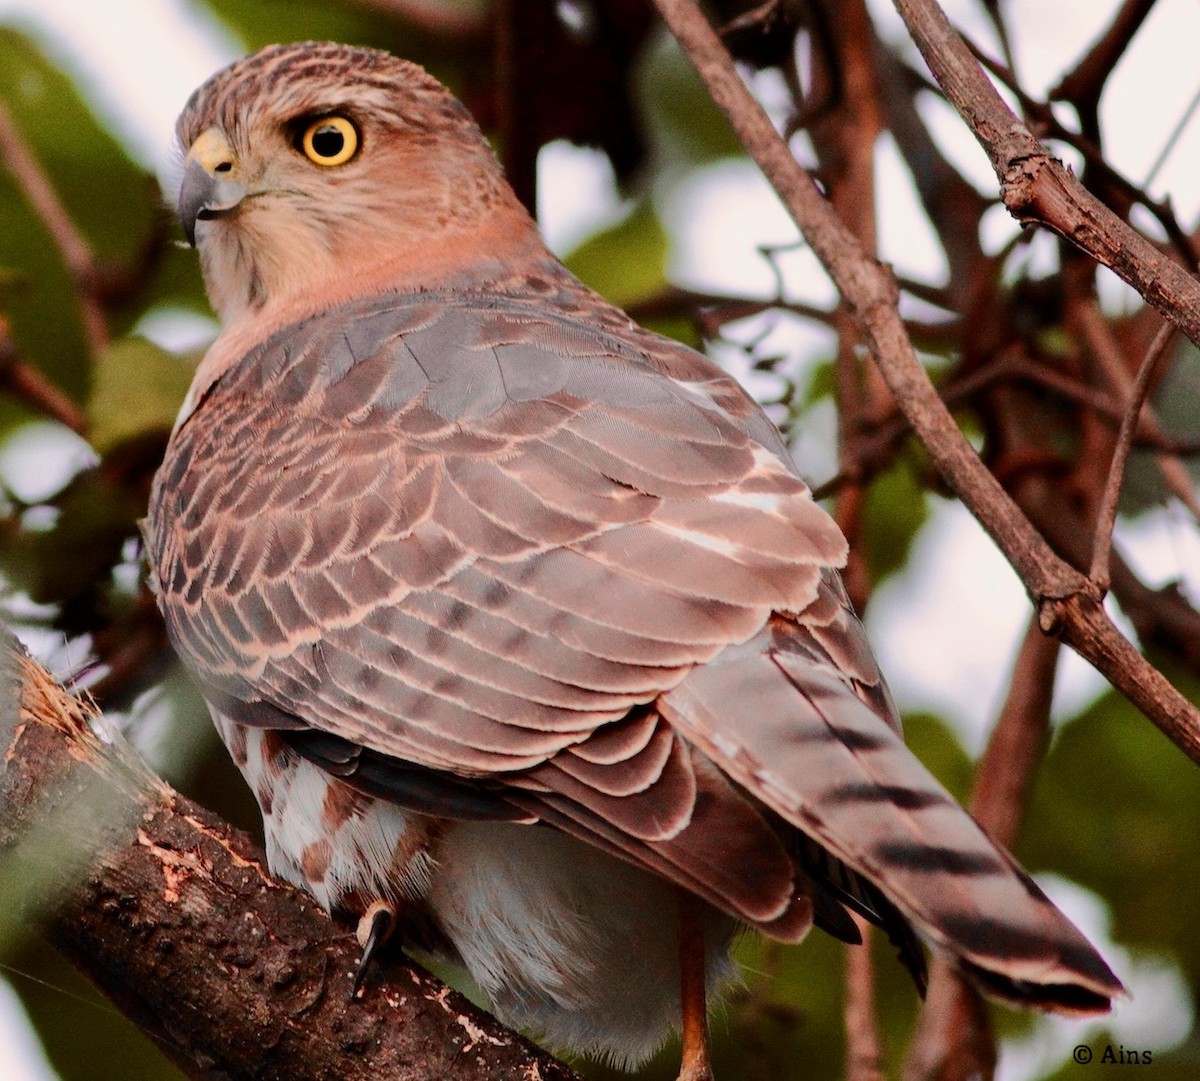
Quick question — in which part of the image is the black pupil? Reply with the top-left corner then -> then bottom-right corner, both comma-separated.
312,124 -> 345,158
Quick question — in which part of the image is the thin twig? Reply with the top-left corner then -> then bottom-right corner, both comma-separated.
1144,79 -> 1200,189
810,0 -> 885,617
895,0 -> 1200,328
1072,299 -> 1199,518
1089,321 -> 1178,592
844,917 -> 886,1081
626,285 -> 838,328
966,40 -> 1200,269
1051,0 -> 1159,112
0,316 -> 87,434
0,100 -> 107,358
905,618 -> 1058,1079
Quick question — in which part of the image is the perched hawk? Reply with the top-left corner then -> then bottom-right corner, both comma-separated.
146,41 -> 1120,1077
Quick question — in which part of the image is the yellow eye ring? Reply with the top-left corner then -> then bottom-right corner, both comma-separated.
300,115 -> 359,166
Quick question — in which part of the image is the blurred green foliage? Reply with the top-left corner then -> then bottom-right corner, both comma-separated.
0,3 -> 1196,1081
86,337 -> 195,453
567,200 -> 669,308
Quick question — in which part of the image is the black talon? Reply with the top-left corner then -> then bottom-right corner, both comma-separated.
351,904 -> 394,999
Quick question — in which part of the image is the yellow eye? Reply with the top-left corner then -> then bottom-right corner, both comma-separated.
300,115 -> 359,166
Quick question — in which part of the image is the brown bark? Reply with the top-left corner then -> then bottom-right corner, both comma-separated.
0,628 -> 580,1081
893,0 -> 1200,345
904,621 -> 1059,1079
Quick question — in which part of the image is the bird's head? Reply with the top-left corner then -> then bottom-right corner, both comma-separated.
175,42 -> 536,325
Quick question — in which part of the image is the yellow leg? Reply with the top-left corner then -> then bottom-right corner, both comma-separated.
677,890 -> 715,1081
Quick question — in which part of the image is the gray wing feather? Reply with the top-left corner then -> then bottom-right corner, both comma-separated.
148,290 -> 846,776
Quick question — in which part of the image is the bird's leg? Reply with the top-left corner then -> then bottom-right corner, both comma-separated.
352,899 -> 396,998
677,889 -> 715,1081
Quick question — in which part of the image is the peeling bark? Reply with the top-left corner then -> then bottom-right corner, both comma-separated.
0,629 -> 580,1081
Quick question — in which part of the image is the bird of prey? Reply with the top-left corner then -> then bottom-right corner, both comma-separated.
146,40 -> 1121,1078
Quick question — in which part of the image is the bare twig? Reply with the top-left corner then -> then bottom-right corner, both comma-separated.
904,618 -> 1059,1078
1050,0 -> 1159,114
892,0 -> 1200,344
651,0 -> 1200,761
0,317 -> 87,433
810,0 -> 886,618
1089,321 -> 1178,591
1072,299 -> 1198,517
965,41 -> 1200,269
0,100 -> 107,358
971,624 -> 1060,844
1143,80 -> 1200,189
627,286 -> 837,330
844,917 -> 886,1081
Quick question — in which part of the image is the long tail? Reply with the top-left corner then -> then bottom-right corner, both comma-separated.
659,621 -> 1122,1015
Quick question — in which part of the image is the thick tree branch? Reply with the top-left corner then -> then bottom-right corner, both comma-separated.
494,0 -> 551,215
650,0 -> 1200,762
0,629 -> 579,1081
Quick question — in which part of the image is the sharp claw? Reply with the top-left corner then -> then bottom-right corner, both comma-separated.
351,901 -> 396,999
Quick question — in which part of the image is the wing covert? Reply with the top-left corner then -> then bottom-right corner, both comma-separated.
147,288 -> 850,777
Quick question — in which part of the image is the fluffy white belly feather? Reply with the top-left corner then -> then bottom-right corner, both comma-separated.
215,711 -> 735,1067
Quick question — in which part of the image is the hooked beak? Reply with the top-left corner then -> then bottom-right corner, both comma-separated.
178,128 -> 247,246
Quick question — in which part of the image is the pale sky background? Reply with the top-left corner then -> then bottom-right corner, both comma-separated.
0,1 -> 1198,1078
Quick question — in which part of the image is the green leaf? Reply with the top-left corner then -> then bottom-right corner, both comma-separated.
565,201 -> 668,309
802,359 -> 837,407
0,30 -> 159,403
200,0 -> 397,50
898,711 -> 975,805
1021,685 -> 1200,993
635,32 -> 743,165
863,459 -> 929,586
87,337 -> 194,454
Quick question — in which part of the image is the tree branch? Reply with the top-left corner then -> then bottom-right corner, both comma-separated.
892,0 -> 1200,344
1089,321 -> 1178,591
904,618 -> 1059,1079
0,100 -> 108,360
0,315 -> 87,433
650,0 -> 1200,762
0,628 -> 580,1081
1050,0 -> 1159,114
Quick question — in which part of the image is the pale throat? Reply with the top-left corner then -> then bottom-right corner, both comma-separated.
200,193 -> 544,328
180,196 -> 550,430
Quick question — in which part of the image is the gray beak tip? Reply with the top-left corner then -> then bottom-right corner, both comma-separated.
177,157 -> 246,248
